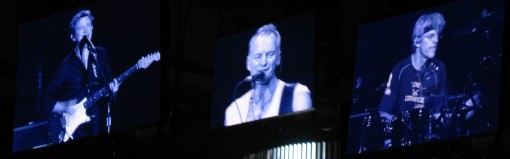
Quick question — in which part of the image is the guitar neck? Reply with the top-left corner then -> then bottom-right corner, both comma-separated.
117,64 -> 139,83
84,64 -> 139,109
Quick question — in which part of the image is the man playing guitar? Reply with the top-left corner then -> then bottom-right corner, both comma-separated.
44,9 -> 160,144
43,9 -> 119,143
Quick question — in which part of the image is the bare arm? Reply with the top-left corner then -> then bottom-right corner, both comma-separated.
292,84 -> 312,112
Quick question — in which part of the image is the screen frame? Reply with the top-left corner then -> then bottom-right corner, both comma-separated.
210,11 -> 317,129
13,0 -> 162,154
344,0 -> 506,157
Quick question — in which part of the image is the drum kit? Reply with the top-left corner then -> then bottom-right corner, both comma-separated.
348,10 -> 503,153
348,108 -> 441,153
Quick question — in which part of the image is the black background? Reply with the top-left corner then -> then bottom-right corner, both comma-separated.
0,0 -> 509,158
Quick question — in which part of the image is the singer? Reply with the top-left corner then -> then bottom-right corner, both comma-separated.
224,23 -> 313,126
43,9 -> 120,142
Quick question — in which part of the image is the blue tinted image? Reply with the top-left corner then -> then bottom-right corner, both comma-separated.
347,0 -> 505,155
211,12 -> 315,128
14,0 -> 160,153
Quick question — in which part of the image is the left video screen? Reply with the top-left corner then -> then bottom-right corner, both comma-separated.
14,0 -> 160,153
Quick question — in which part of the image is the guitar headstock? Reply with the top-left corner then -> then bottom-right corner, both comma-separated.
137,51 -> 160,69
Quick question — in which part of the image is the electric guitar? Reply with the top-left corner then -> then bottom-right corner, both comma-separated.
49,51 -> 160,143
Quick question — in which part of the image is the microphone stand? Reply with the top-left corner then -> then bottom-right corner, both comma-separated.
233,78 -> 248,124
231,74 -> 263,124
88,46 -> 114,134
82,35 -> 115,133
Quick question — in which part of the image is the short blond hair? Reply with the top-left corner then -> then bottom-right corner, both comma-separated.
411,13 -> 445,49
248,23 -> 281,55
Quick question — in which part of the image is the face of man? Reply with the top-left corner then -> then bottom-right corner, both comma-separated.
71,16 -> 93,44
246,34 -> 281,85
417,30 -> 439,59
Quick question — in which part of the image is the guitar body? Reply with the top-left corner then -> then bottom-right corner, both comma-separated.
49,98 -> 90,143
49,112 -> 65,143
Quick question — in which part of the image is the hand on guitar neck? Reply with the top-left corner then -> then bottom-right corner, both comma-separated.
108,78 -> 121,97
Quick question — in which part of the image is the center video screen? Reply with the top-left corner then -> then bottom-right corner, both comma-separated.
14,0 -> 160,153
346,0 -> 505,155
211,12 -> 315,128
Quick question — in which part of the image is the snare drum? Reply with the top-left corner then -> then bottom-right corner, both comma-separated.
363,112 -> 391,152
348,111 -> 389,153
390,108 -> 431,147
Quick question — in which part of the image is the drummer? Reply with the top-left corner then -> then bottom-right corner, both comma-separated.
378,12 -> 448,121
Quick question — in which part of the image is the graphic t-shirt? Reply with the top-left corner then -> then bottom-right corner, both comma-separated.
379,56 -> 447,115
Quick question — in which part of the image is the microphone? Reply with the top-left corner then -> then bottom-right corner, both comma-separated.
81,35 -> 97,53
244,73 -> 265,82
80,35 -> 100,68
232,72 -> 264,124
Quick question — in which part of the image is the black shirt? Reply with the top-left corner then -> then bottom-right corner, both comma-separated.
379,56 -> 447,115
44,46 -> 113,138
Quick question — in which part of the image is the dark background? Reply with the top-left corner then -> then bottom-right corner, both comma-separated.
0,0 -> 509,159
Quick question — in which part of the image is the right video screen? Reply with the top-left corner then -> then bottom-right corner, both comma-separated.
347,0 -> 505,155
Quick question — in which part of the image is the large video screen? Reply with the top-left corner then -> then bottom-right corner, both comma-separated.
346,0 -> 505,155
14,0 -> 160,153
211,12 -> 315,128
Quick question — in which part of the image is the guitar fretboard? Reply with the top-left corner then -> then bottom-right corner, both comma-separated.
84,64 -> 138,109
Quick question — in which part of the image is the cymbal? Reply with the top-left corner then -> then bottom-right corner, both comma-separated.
349,112 -> 371,119
452,10 -> 503,37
